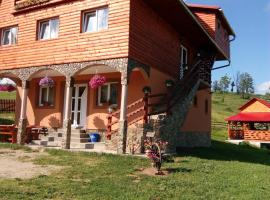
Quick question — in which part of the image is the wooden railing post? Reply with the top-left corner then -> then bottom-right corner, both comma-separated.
143,93 -> 149,124
106,114 -> 112,139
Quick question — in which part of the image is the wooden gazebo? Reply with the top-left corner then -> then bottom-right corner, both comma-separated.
226,98 -> 270,141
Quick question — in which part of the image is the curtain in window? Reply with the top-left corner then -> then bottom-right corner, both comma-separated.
40,21 -> 50,39
2,30 -> 10,45
84,12 -> 97,32
50,19 -> 59,39
97,8 -> 108,30
10,27 -> 18,44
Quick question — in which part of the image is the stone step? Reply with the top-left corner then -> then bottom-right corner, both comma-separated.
70,137 -> 89,143
57,128 -> 86,134
31,140 -> 48,146
70,142 -> 106,149
70,133 -> 89,139
47,141 -> 62,147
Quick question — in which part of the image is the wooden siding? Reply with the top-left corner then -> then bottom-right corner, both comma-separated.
129,0 -> 196,78
0,0 -> 130,70
191,10 -> 230,59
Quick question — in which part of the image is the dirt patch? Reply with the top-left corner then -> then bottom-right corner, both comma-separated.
134,167 -> 169,177
0,149 -> 63,180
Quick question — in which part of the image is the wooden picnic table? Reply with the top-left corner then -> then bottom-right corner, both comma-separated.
25,126 -> 48,143
0,125 -> 17,144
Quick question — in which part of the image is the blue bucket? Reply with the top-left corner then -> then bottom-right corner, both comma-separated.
89,133 -> 100,143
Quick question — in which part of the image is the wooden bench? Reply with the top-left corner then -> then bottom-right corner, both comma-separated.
0,125 -> 17,144
25,126 -> 48,143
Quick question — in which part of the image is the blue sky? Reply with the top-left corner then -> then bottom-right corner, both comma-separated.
187,0 -> 270,94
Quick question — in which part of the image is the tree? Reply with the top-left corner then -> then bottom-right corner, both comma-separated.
238,72 -> 254,99
235,71 -> 241,94
212,80 -> 221,92
219,74 -> 231,93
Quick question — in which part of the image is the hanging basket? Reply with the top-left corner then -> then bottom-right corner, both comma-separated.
89,74 -> 106,89
39,76 -> 55,87
0,84 -> 16,92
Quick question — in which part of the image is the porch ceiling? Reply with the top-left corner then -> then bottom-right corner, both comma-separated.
30,69 -> 64,79
76,65 -> 119,76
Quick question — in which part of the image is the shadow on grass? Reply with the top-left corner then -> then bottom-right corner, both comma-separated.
0,118 -> 14,125
177,140 -> 270,166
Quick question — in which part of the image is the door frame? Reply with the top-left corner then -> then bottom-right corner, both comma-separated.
63,83 -> 88,129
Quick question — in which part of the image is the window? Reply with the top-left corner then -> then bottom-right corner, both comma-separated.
180,45 -> 188,79
1,26 -> 18,45
38,18 -> 59,40
83,7 -> 108,33
39,86 -> 55,106
97,82 -> 118,106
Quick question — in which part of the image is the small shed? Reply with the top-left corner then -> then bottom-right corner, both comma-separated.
226,98 -> 270,141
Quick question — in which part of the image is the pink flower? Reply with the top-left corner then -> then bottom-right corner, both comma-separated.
89,75 -> 106,89
39,76 -> 55,87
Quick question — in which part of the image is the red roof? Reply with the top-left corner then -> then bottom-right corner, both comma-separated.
226,112 -> 270,122
239,98 -> 270,111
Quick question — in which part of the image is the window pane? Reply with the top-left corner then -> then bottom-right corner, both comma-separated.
97,8 -> 108,30
41,88 -> 47,104
10,27 -> 18,44
72,87 -> 76,97
48,87 -> 54,106
40,21 -> 50,40
78,87 -> 86,97
2,29 -> 10,45
100,85 -> 108,104
77,112 -> 81,125
78,99 -> 81,111
84,12 -> 97,32
72,99 -> 75,111
50,19 -> 59,39
109,84 -> 118,105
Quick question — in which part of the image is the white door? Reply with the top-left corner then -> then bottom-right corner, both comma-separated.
71,84 -> 88,128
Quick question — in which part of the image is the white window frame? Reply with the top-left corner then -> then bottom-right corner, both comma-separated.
180,45 -> 188,79
38,18 -> 59,40
1,26 -> 18,46
97,82 -> 118,106
39,86 -> 54,106
83,7 -> 108,33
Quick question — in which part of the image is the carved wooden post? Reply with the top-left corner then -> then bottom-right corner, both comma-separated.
62,76 -> 74,149
117,72 -> 128,154
17,80 -> 29,144
143,93 -> 149,124
106,114 -> 112,139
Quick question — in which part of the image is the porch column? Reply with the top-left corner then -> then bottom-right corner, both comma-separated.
117,72 -> 128,154
17,81 -> 29,144
61,76 -> 74,149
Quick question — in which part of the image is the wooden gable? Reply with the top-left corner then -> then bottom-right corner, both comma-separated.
240,98 -> 270,113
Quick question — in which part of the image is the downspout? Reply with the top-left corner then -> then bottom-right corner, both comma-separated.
212,34 -> 236,71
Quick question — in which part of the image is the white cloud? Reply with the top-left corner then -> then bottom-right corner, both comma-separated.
256,81 -> 270,94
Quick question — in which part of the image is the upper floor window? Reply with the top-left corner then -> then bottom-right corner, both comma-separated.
1,26 -> 18,46
83,7 -> 108,33
38,18 -> 59,40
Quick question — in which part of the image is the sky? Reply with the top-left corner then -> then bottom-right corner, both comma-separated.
187,0 -> 270,94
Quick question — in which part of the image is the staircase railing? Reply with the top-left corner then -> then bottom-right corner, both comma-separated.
106,57 -> 213,139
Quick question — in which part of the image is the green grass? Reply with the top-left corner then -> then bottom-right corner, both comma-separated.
0,91 -> 16,100
0,93 -> 270,199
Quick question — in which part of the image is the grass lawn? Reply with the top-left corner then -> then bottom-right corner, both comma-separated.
0,92 -> 270,199
0,91 -> 16,100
